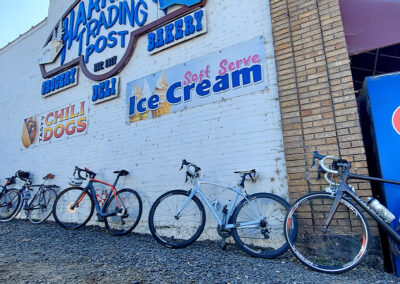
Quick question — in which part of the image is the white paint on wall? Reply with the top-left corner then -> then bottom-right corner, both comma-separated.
0,0 -> 288,240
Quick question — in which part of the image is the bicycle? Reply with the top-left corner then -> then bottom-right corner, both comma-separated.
148,160 -> 293,258
0,175 -> 17,198
284,150 -> 400,273
52,167 -> 142,236
0,174 -> 18,220
0,171 -> 59,224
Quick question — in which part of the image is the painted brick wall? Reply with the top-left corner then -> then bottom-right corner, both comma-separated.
269,0 -> 375,233
0,0 -> 287,239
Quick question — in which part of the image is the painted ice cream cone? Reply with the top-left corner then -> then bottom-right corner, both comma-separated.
152,72 -> 171,117
152,102 -> 171,117
129,84 -> 149,122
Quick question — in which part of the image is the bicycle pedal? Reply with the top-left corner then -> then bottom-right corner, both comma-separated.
220,238 -> 227,250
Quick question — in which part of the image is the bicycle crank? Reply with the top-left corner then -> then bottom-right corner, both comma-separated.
217,225 -> 231,250
217,225 -> 231,238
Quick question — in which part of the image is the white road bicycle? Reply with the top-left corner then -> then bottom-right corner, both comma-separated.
148,160 -> 294,258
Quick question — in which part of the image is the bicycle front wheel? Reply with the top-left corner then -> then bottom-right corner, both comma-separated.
231,192 -> 292,258
53,187 -> 94,230
28,187 -> 58,224
104,188 -> 143,236
148,190 -> 206,248
0,190 -> 22,222
285,192 -> 370,273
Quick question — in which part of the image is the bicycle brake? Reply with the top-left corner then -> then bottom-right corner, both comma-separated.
316,165 -> 324,181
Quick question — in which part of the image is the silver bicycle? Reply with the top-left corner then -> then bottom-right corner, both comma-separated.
148,160 -> 292,258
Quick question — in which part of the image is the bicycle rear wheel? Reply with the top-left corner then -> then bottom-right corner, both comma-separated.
28,187 -> 58,224
0,190 -> 22,222
104,188 -> 143,236
231,192 -> 292,258
53,187 -> 94,230
148,190 -> 206,248
285,192 -> 370,273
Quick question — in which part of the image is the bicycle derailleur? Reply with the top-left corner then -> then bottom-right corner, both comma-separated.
259,219 -> 270,240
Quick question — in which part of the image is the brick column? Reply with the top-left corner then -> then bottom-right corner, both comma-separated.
269,0 -> 372,206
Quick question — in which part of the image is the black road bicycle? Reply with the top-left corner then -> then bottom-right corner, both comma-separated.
285,151 -> 400,273
0,171 -> 59,224
52,167 -> 142,236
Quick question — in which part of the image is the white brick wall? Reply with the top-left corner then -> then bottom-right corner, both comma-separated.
0,0 -> 288,239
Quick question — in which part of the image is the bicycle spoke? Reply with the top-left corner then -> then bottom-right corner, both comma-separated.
28,188 -> 57,224
104,189 -> 142,236
149,191 -> 205,248
53,187 -> 93,229
232,193 -> 290,258
285,193 -> 369,273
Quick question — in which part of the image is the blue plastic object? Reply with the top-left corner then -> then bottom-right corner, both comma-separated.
363,73 -> 400,276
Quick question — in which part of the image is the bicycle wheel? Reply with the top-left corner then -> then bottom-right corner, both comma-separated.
285,192 -> 370,273
28,187 -> 58,224
231,192 -> 292,258
0,190 -> 22,222
53,187 -> 94,230
104,188 -> 143,236
148,190 -> 206,248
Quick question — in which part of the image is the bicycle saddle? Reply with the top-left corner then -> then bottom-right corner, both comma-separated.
43,173 -> 55,180
114,170 -> 129,176
234,169 -> 256,174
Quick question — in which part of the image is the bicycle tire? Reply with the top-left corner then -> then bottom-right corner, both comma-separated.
0,189 -> 22,222
284,192 -> 370,274
231,192 -> 292,258
53,187 -> 94,230
28,187 -> 58,224
104,188 -> 143,236
148,190 -> 206,248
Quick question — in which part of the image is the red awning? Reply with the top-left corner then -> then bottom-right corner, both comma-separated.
340,0 -> 400,55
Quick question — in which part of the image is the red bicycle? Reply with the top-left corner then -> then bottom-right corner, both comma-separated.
52,167 -> 142,236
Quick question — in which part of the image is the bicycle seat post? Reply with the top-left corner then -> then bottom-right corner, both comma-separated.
239,174 -> 246,188
112,174 -> 121,188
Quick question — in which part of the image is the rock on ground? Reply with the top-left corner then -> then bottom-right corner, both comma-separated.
0,220 -> 399,283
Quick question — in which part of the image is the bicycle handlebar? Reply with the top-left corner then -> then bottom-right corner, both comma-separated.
311,151 -> 339,176
320,156 -> 340,175
312,150 -> 353,180
180,160 -> 201,182
74,166 -> 96,179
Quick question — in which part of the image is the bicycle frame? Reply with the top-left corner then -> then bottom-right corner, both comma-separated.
176,179 -> 263,230
0,186 -> 6,199
24,184 -> 56,210
72,178 -> 122,219
325,169 -> 400,244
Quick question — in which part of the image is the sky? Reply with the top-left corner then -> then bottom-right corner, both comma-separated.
0,0 -> 50,49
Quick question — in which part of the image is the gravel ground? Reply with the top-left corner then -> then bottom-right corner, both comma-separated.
0,220 -> 399,284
